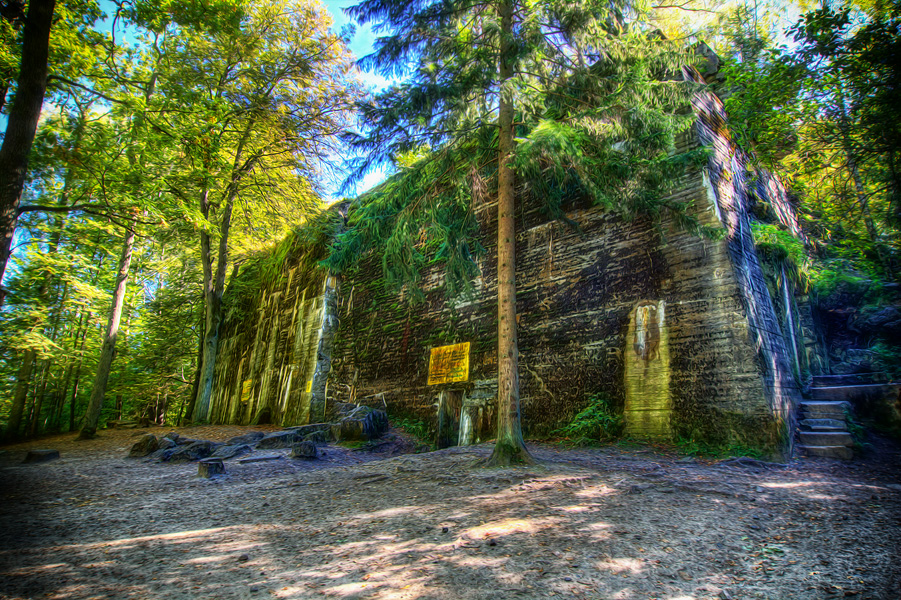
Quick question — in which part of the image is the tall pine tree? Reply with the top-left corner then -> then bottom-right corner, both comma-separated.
335,0 -> 704,464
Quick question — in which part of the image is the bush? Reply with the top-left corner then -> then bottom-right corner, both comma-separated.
554,394 -> 623,445
394,415 -> 435,450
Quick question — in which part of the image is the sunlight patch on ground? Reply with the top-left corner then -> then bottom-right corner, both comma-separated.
463,518 -> 539,539
585,521 -> 615,538
350,505 -> 428,521
49,525 -> 248,551
557,503 -> 599,513
759,481 -> 819,489
1,562 -> 68,577
184,554 -> 230,565
574,484 -> 619,499
594,557 -> 645,575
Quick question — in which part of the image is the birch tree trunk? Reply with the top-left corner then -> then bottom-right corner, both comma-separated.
78,225 -> 136,439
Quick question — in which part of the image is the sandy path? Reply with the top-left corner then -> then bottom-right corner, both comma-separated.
1,426 -> 899,600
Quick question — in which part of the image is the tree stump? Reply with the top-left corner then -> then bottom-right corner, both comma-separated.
198,458 -> 225,478
23,450 -> 60,463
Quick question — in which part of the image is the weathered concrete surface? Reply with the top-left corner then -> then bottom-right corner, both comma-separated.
624,300 -> 672,438
208,256 -> 331,427
209,85 -> 804,453
810,383 -> 900,402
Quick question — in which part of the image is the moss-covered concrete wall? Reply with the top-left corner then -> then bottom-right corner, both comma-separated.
209,87 -> 804,453
208,259 -> 333,427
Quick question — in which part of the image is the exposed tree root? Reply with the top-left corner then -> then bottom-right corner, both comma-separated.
478,439 -> 536,467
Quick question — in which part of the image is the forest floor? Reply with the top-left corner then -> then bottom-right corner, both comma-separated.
0,425 -> 899,600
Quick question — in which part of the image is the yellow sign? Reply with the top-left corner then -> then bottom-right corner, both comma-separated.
240,380 -> 253,402
428,342 -> 470,385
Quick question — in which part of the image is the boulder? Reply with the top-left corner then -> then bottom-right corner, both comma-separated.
858,305 -> 901,339
128,434 -> 159,458
23,450 -> 60,464
303,430 -> 331,443
224,431 -> 267,446
289,441 -> 318,460
256,430 -> 300,449
173,438 -> 201,446
165,441 -> 218,463
332,418 -> 367,442
149,448 -> 175,461
212,444 -> 254,460
285,423 -> 331,437
162,431 -> 180,444
157,437 -> 177,450
331,406 -> 389,442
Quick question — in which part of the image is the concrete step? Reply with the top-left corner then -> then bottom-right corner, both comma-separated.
798,445 -> 854,460
811,373 -> 888,387
799,431 -> 854,447
800,401 -> 851,419
810,383 -> 900,402
800,418 -> 847,431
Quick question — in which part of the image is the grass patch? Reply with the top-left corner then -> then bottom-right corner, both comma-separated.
337,440 -> 367,449
675,436 -> 765,459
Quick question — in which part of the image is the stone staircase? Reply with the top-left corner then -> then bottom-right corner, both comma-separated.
797,373 -> 890,460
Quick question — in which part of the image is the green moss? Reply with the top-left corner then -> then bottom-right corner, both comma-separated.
223,207 -> 344,322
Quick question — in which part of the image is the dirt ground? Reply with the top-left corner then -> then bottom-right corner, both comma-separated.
0,425 -> 899,600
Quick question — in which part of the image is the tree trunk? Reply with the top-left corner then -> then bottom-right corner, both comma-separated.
52,363 -> 72,432
5,349 -> 36,439
847,156 -> 892,277
0,0 -> 56,305
192,187 -> 220,423
69,364 -> 82,432
182,315 -> 205,424
484,0 -> 532,466
78,225 -> 136,439
192,120 -> 255,422
837,91 -> 893,278
160,392 -> 168,425
28,358 -> 53,437
67,311 -> 91,431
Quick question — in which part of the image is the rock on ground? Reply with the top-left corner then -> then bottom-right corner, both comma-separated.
289,441 -> 317,460
211,444 -> 254,460
128,434 -> 158,458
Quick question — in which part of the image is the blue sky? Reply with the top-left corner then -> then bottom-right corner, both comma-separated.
320,0 -> 390,196
321,1 -> 377,70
